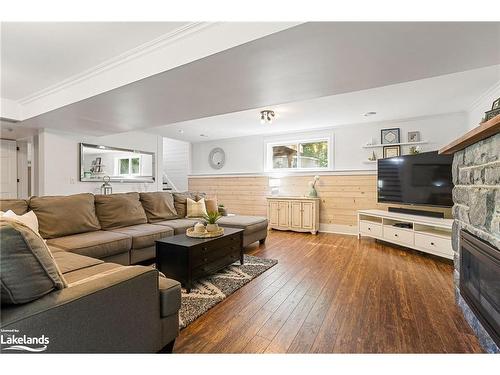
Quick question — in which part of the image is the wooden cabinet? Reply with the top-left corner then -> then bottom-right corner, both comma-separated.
267,197 -> 320,234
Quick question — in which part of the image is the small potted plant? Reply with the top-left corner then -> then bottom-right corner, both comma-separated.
203,211 -> 222,232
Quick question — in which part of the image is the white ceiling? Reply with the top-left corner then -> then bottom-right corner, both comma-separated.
1,22 -> 189,100
147,65 -> 500,142
7,22 -> 500,137
0,119 -> 37,140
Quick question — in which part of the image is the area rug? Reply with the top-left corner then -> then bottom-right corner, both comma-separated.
179,255 -> 278,329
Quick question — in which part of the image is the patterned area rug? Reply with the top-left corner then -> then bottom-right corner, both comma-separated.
179,255 -> 278,329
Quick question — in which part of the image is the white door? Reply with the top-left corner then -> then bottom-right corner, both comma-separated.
268,201 -> 279,226
278,201 -> 290,227
16,141 -> 29,199
0,140 -> 18,198
302,202 -> 314,229
290,201 -> 302,228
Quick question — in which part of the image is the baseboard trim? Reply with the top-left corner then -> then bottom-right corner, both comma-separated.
319,223 -> 357,236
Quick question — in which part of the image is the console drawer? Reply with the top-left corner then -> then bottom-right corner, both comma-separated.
359,221 -> 382,237
192,252 -> 240,279
192,243 -> 240,268
415,233 -> 452,256
383,226 -> 413,246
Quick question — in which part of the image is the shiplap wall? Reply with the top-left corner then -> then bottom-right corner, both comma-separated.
188,174 -> 452,234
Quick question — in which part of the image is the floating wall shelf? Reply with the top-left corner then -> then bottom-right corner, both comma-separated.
362,140 -> 428,149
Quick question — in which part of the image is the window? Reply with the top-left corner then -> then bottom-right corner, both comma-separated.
266,137 -> 331,171
117,157 -> 140,176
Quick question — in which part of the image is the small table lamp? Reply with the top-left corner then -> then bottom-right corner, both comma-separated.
269,178 -> 281,196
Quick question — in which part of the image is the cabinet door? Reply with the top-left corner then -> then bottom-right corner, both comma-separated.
268,201 -> 279,226
301,202 -> 314,229
278,201 -> 290,227
290,201 -> 302,228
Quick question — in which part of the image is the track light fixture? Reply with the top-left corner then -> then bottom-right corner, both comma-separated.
260,110 -> 275,124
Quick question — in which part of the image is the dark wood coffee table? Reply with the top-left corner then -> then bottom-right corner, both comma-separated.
155,227 -> 244,292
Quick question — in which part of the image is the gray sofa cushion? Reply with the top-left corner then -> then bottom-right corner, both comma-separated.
29,193 -> 101,239
159,276 -> 181,318
153,218 -> 199,235
94,192 -> 147,229
62,262 -> 123,285
1,220 -> 67,304
47,230 -> 132,260
53,251 -> 104,274
139,192 -> 178,223
217,215 -> 268,234
108,224 -> 173,249
0,199 -> 29,215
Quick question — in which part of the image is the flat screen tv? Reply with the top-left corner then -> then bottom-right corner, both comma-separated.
377,151 -> 454,207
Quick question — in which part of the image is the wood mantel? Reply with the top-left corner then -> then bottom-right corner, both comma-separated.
439,115 -> 500,154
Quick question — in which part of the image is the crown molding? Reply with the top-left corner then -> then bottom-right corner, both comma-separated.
18,22 -> 215,105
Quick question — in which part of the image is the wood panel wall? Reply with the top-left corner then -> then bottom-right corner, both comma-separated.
188,174 -> 452,233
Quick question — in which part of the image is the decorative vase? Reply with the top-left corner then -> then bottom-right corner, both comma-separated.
206,223 -> 219,232
308,187 -> 318,197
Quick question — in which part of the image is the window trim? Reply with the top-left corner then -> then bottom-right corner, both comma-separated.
264,135 -> 333,172
116,156 -> 141,176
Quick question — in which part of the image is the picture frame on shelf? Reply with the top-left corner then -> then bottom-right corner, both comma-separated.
492,97 -> 500,110
383,145 -> 401,158
381,128 -> 400,144
407,131 -> 420,143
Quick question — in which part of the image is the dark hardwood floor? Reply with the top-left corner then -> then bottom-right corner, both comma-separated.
174,230 -> 483,353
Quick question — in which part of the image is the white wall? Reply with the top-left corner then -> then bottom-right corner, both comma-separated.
37,129 -> 163,196
190,112 -> 469,175
162,137 -> 190,191
467,80 -> 500,130
191,135 -> 263,175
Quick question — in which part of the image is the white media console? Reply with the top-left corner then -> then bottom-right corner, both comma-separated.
357,209 -> 454,259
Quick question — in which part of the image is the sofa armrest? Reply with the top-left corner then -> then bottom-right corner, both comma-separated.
1,266 -> 168,353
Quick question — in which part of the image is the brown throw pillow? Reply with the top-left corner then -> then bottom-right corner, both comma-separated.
205,198 -> 218,214
94,192 -> 148,229
1,219 -> 67,304
29,193 -> 101,239
139,192 -> 178,222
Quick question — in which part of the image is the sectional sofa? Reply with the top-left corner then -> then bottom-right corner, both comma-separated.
1,191 -> 268,266
0,191 -> 268,353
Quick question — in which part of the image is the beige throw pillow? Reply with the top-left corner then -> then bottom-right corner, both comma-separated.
2,209 -> 39,234
186,198 -> 207,218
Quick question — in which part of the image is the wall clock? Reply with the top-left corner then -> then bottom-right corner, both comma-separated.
208,147 -> 226,169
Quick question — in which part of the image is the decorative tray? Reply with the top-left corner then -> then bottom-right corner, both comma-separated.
186,227 -> 224,238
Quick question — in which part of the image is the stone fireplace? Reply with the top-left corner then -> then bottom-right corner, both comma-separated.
447,128 -> 499,353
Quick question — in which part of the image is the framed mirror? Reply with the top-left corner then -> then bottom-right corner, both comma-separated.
80,143 -> 155,183
208,147 -> 226,169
